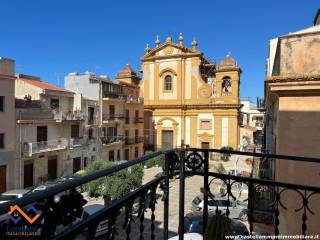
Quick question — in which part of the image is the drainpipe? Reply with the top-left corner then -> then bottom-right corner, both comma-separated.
19,110 -> 22,188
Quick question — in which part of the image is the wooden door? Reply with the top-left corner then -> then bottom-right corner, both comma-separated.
0,165 -> 6,194
162,130 -> 173,150
48,156 -> 57,180
24,163 -> 34,188
73,157 -> 81,174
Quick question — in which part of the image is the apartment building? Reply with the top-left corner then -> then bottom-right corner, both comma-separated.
239,99 -> 265,151
140,34 -> 241,150
15,74 -> 98,188
264,10 -> 320,234
116,65 -> 144,160
65,66 -> 144,162
0,58 -> 16,193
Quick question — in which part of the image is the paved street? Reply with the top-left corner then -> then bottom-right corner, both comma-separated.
85,158 -> 251,239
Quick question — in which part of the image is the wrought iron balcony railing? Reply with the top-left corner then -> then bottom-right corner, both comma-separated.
134,117 -> 144,123
100,136 -> 123,145
102,114 -> 126,122
135,136 -> 144,144
1,149 -> 320,239
125,137 -> 135,145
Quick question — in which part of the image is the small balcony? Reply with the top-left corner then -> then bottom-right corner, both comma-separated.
100,136 -> 123,146
102,114 -> 125,124
23,139 -> 68,157
53,110 -> 86,122
4,149 -> 320,239
135,136 -> 144,143
125,137 -> 135,145
126,96 -> 144,104
134,117 -> 144,124
69,138 -> 87,148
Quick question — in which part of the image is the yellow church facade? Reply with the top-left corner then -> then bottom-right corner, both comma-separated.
140,34 -> 241,150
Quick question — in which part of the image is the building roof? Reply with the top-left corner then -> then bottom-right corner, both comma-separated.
18,75 -> 73,93
116,64 -> 138,79
216,54 -> 240,71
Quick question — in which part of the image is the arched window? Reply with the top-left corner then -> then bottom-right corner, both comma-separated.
164,75 -> 172,91
222,77 -> 232,92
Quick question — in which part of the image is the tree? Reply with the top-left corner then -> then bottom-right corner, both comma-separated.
220,146 -> 234,161
144,151 -> 165,169
82,160 -> 144,205
217,163 -> 226,174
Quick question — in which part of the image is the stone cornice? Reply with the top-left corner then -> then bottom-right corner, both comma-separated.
0,74 -> 16,80
144,104 -> 242,110
265,74 -> 320,83
141,52 -> 203,62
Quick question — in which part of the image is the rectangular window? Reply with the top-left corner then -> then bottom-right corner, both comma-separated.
124,149 -> 129,160
88,129 -> 93,139
71,124 -> 80,138
117,150 -> 121,161
0,96 -> 4,112
135,110 -> 139,119
50,99 -> 59,110
135,129 -> 139,143
200,120 -> 212,130
109,105 -> 115,117
37,126 -> 48,142
135,147 -> 139,158
109,150 -> 114,161
125,109 -> 130,124
83,157 -> 88,168
0,134 -> 4,149
107,127 -> 117,137
88,107 -> 94,124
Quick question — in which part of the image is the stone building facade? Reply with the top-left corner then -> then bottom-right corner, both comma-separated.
15,74 -> 99,188
264,9 -> 320,235
140,34 -> 241,151
0,58 -> 16,193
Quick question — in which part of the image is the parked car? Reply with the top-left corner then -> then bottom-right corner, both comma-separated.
191,195 -> 248,221
62,204 -> 109,239
169,233 -> 203,240
219,183 -> 249,197
0,189 -> 31,204
184,211 -> 249,235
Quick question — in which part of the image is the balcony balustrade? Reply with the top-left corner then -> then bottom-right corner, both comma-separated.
53,110 -> 86,122
2,149 -> 320,239
135,136 -> 144,144
100,136 -> 123,145
102,114 -> 125,123
125,137 -> 136,145
23,138 -> 88,156
69,138 -> 87,148
134,117 -> 144,123
23,139 -> 69,157
126,96 -> 144,104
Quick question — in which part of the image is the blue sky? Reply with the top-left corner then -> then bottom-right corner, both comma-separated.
1,1 -> 318,101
